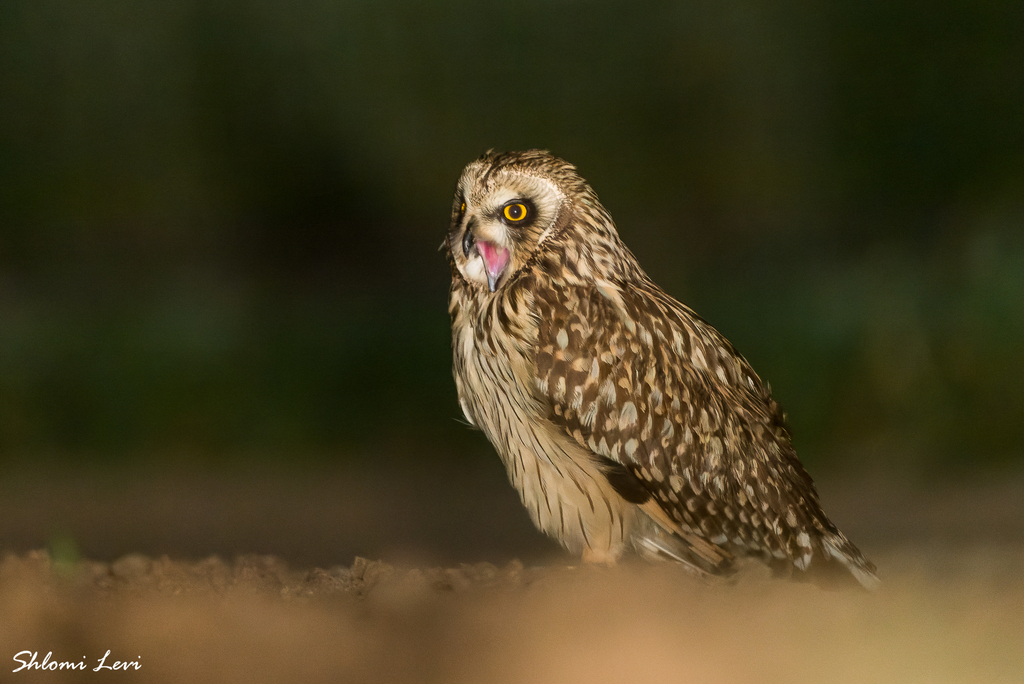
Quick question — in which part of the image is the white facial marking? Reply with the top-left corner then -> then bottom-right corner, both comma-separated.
463,253 -> 488,287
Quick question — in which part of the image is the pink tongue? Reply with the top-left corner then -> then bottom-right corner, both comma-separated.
478,241 -> 510,282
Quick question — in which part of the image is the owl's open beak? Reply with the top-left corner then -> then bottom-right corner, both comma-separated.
461,227 -> 510,292
477,240 -> 510,292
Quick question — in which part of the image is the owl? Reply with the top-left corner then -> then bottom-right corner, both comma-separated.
445,150 -> 878,588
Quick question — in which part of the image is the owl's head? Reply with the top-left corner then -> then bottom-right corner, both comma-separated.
446,149 -> 615,292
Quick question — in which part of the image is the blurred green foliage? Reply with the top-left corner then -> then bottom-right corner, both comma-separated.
0,0 -> 1021,471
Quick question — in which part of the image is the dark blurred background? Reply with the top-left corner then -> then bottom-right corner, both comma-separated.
1,0 -> 1022,560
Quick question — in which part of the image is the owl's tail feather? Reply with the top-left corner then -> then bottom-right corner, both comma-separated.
636,536 -> 736,578
637,500 -> 735,576
788,530 -> 880,590
820,534 -> 881,590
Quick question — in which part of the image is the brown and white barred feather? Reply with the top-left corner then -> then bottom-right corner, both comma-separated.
446,149 -> 879,589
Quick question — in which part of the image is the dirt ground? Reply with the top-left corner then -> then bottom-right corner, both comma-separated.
2,462 -> 1024,684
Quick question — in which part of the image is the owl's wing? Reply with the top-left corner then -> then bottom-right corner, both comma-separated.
532,276 -> 871,578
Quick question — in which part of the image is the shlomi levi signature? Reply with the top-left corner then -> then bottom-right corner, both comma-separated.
13,651 -> 140,672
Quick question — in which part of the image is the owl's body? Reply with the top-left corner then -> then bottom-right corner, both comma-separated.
446,150 -> 878,588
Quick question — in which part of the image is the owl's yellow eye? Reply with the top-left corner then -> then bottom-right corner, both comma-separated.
460,202 -> 466,213
503,202 -> 528,222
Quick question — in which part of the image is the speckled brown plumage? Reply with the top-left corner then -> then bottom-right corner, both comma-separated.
445,149 -> 878,588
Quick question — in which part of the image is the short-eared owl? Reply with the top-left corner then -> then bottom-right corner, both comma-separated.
445,150 -> 878,588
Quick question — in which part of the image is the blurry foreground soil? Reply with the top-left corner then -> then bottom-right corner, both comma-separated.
2,462 -> 1024,683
